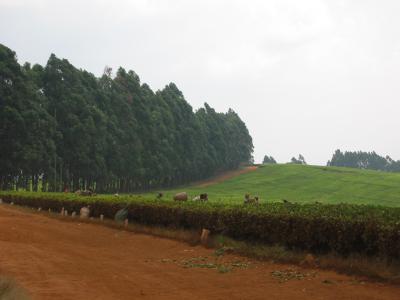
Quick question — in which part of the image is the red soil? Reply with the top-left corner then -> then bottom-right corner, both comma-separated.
0,205 -> 399,300
196,166 -> 258,187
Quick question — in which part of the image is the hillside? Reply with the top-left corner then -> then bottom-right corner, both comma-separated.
163,164 -> 400,207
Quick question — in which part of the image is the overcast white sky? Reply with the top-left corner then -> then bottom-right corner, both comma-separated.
1,0 -> 400,165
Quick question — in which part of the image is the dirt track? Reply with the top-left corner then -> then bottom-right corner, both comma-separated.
196,166 -> 258,187
0,205 -> 399,300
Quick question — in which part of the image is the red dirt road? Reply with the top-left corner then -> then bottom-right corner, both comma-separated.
0,205 -> 399,300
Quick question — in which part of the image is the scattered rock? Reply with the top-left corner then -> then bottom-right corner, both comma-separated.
271,268 -> 318,283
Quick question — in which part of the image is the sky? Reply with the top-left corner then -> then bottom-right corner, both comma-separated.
1,0 -> 400,165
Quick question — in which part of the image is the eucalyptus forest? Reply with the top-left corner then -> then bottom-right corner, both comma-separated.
0,43 -> 254,193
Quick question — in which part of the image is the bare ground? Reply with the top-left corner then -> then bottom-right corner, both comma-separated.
196,166 -> 258,187
0,205 -> 399,300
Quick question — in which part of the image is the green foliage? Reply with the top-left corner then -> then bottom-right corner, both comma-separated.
1,189 -> 400,260
328,149 -> 400,172
262,155 -> 276,164
0,45 -> 56,191
290,154 -> 306,165
0,43 -> 253,192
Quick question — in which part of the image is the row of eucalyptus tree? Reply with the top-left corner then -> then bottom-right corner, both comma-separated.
0,43 -> 253,192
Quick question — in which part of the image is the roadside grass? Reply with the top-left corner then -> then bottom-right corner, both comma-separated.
126,220 -> 400,282
208,235 -> 400,283
0,277 -> 29,300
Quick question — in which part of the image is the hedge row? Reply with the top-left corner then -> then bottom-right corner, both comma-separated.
1,192 -> 400,259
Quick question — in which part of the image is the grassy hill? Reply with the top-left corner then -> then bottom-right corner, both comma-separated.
162,164 -> 400,207
2,164 -> 400,207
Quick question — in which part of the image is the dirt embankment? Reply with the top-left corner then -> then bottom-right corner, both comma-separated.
0,205 -> 399,300
196,166 -> 258,188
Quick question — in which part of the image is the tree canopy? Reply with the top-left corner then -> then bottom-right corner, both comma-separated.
262,155 -> 276,164
290,154 -> 306,165
0,44 -> 254,192
327,149 -> 400,172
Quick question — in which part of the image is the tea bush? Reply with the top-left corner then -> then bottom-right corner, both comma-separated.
1,191 -> 399,259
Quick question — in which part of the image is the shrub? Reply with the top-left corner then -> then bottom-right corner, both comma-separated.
1,191 -> 400,260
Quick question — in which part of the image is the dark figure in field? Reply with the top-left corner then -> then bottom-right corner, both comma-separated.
192,193 -> 208,201
156,192 -> 163,200
244,194 -> 259,204
174,192 -> 188,201
115,207 -> 129,223
282,199 -> 291,204
75,189 -> 95,196
80,205 -> 90,218
244,194 -> 250,203
200,193 -> 208,201
81,190 -> 94,196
